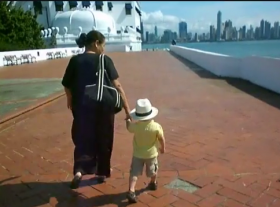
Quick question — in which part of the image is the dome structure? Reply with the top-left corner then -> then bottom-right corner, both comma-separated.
52,9 -> 117,36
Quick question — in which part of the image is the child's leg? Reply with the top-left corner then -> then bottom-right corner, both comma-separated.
145,157 -> 158,190
129,175 -> 138,192
150,173 -> 157,183
127,157 -> 144,203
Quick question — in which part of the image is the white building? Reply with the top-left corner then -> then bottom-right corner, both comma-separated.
13,1 -> 143,51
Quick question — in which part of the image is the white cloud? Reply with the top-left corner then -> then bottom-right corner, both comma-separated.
142,10 -> 213,35
142,11 -> 180,34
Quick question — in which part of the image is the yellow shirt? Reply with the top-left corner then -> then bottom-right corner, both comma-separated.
127,120 -> 164,159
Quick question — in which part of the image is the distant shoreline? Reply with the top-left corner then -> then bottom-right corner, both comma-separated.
142,39 -> 280,45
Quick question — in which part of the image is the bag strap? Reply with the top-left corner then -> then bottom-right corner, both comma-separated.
100,53 -> 111,82
98,54 -> 112,101
97,54 -> 103,101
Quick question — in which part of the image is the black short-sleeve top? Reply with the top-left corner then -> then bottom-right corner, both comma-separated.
61,53 -> 119,107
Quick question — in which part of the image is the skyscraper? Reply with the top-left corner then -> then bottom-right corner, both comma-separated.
210,25 -> 214,41
140,21 -> 144,40
264,21 -> 271,39
216,11 -> 222,40
260,19 -> 265,39
154,26 -> 158,37
179,21 -> 188,40
145,31 -> 149,43
274,22 -> 279,39
242,25 -> 246,39
162,29 -> 173,43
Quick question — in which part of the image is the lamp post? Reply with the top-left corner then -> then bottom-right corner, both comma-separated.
120,26 -> 124,40
107,27 -> 111,41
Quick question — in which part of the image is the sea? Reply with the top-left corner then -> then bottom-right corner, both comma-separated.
142,40 -> 280,59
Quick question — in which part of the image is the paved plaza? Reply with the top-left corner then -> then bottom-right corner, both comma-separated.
1,51 -> 280,207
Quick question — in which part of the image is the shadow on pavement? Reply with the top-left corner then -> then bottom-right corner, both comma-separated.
0,177 -> 145,207
169,51 -> 280,111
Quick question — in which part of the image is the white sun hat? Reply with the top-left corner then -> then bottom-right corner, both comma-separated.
130,98 -> 158,121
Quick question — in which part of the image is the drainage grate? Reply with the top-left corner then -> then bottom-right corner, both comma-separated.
164,178 -> 201,193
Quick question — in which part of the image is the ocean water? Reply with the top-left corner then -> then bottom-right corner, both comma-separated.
142,40 -> 280,58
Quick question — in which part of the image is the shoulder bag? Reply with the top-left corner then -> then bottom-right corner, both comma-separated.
84,54 -> 123,114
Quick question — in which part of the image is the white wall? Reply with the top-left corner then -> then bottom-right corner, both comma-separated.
15,1 -> 141,33
170,45 -> 280,94
106,1 -> 138,32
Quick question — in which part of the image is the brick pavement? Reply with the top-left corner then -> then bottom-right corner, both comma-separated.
1,51 -> 280,207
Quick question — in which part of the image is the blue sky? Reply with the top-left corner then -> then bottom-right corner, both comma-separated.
140,1 -> 280,34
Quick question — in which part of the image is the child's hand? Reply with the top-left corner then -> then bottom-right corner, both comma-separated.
159,147 -> 165,154
125,115 -> 132,121
125,113 -> 132,121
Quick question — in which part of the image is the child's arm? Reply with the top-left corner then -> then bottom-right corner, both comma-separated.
157,128 -> 165,153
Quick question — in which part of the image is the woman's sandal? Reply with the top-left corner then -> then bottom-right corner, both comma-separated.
96,175 -> 106,183
70,175 -> 82,189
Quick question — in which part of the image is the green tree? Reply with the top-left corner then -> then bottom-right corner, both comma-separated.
0,1 -> 45,51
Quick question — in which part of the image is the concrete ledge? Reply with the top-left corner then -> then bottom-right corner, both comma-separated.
0,92 -> 65,125
170,45 -> 280,94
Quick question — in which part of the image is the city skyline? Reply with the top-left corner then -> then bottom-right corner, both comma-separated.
140,1 -> 280,34
143,9 -> 280,44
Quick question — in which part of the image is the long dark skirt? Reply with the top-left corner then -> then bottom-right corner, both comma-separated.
71,103 -> 114,177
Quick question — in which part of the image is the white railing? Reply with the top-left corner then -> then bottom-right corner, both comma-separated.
0,47 -> 82,67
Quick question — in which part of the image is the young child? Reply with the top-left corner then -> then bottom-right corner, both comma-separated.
125,98 -> 166,203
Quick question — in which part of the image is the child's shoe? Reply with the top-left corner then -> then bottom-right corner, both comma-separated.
126,191 -> 137,203
147,182 -> 158,191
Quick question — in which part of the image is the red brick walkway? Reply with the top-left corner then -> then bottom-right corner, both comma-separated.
1,51 -> 280,207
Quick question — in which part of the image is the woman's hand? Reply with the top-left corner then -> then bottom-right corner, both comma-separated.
67,96 -> 72,110
125,112 -> 131,121
64,87 -> 72,110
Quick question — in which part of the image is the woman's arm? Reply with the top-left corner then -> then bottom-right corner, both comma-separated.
62,57 -> 75,110
112,79 -> 131,116
105,55 -> 131,117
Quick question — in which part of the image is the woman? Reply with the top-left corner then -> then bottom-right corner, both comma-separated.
62,30 -> 131,189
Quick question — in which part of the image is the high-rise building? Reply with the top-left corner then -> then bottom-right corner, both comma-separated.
223,20 -> 233,40
145,31 -> 149,42
140,21 -> 144,41
210,25 -> 215,41
216,11 -> 222,40
271,27 -> 275,39
265,21 -> 271,39
179,21 -> 188,40
206,32 -> 210,40
232,27 -> 237,40
154,26 -> 158,37
260,19 -> 265,39
255,27 -> 260,39
148,33 -> 156,42
242,25 -> 246,39
238,28 -> 243,40
173,32 -> 178,40
162,29 -> 173,43
249,25 -> 254,39
274,22 -> 279,39
194,33 -> 198,41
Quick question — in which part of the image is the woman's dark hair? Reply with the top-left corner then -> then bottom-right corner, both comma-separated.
75,30 -> 105,48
